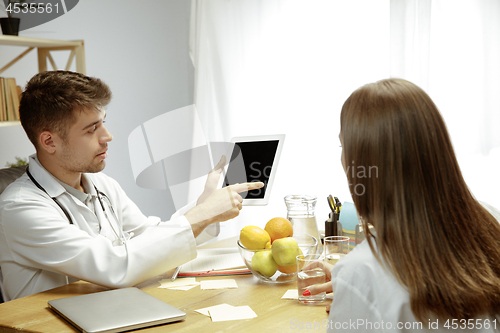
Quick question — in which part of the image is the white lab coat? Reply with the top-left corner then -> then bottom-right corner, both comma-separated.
327,203 -> 500,333
0,155 -> 207,301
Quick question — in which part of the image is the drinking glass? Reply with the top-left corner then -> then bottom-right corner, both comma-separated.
297,254 -> 326,303
324,236 -> 351,265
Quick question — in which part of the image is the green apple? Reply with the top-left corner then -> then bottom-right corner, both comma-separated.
251,250 -> 278,277
271,237 -> 300,267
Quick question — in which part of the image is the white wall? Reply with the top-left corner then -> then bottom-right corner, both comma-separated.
0,0 -> 194,219
0,124 -> 34,167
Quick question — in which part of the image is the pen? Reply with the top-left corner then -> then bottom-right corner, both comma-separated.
325,195 -> 337,237
171,266 -> 181,281
334,197 -> 342,212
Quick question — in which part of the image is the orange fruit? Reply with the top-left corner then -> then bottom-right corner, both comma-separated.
265,217 -> 293,244
240,226 -> 272,249
277,248 -> 304,274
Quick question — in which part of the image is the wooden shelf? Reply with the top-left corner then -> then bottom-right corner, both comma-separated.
0,120 -> 21,127
0,35 -> 83,48
0,36 -> 86,124
0,35 -> 86,75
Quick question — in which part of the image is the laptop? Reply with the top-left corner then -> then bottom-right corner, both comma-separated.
48,287 -> 186,333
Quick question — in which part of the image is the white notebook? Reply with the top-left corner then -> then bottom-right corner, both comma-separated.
180,248 -> 246,273
48,287 -> 185,333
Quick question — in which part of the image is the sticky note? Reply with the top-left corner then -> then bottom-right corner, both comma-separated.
200,279 -> 238,290
282,289 -> 298,299
167,285 -> 199,291
158,277 -> 200,289
195,304 -> 235,317
208,305 -> 257,322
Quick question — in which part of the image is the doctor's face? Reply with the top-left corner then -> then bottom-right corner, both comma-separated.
57,107 -> 113,174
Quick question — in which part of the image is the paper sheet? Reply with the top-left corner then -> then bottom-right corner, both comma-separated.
180,248 -> 246,273
195,303 -> 235,317
281,289 -> 333,299
158,277 -> 200,289
200,279 -> 238,290
167,285 -> 199,291
209,306 -> 257,322
282,289 -> 298,299
195,303 -> 257,322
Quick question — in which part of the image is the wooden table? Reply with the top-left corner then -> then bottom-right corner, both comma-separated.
0,238 -> 331,332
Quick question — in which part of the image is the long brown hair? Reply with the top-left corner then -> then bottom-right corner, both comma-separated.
340,78 -> 500,321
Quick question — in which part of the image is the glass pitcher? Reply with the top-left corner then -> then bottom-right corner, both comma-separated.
284,195 -> 322,254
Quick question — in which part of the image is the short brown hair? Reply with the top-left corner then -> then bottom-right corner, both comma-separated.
19,71 -> 112,149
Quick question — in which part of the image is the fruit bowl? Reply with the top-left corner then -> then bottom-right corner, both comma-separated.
237,234 -> 319,283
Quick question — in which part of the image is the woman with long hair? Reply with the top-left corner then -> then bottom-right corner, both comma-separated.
307,78 -> 500,332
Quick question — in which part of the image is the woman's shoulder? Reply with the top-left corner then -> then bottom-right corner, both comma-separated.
331,238 -> 410,303
332,239 -> 382,277
331,240 -> 384,289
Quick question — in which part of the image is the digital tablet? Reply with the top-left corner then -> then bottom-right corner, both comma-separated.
219,134 -> 285,206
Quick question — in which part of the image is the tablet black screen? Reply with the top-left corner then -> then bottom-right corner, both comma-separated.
223,140 -> 279,199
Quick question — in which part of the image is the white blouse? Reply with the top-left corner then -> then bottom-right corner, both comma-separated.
328,202 -> 500,332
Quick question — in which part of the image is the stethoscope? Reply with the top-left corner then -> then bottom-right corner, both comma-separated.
26,166 -> 131,246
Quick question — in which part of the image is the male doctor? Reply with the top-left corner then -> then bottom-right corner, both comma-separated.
0,71 -> 263,301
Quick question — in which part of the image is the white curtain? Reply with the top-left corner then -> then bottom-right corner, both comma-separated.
391,0 -> 500,206
190,0 -> 499,238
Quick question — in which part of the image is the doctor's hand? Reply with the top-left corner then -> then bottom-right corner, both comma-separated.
302,261 -> 334,312
185,181 -> 264,237
197,156 -> 226,206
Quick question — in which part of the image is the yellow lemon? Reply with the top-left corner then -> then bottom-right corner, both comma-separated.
240,226 -> 272,250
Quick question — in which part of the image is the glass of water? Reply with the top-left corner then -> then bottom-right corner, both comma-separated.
324,236 -> 351,265
297,254 -> 326,303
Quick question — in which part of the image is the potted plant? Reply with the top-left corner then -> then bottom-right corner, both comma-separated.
5,156 -> 28,168
1,0 -> 25,36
